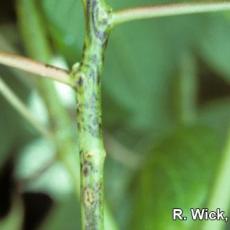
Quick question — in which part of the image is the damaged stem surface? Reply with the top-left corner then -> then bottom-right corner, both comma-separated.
71,0 -> 112,229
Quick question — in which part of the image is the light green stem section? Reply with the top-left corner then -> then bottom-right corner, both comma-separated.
112,2 -> 230,26
72,0 -> 112,229
202,130 -> 230,230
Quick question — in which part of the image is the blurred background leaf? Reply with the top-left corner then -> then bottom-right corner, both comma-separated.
40,0 -> 84,64
130,126 -> 221,230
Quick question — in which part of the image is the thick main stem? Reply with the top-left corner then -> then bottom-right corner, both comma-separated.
72,0 -> 111,229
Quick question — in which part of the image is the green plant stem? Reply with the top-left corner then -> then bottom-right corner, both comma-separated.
112,2 -> 230,26
0,77 -> 51,138
202,130 -> 230,230
0,52 -> 71,85
71,0 -> 112,229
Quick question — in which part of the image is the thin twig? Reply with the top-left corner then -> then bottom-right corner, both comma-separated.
0,52 -> 72,86
0,77 -> 52,138
112,2 -> 230,26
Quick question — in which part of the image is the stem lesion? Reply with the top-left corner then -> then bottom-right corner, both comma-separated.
71,0 -> 112,229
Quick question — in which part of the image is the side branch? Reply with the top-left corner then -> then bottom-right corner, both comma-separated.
112,2 -> 230,26
0,52 -> 72,86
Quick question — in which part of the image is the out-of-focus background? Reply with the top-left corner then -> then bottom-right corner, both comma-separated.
0,0 -> 230,229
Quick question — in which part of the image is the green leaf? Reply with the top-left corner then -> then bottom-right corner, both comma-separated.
197,99 -> 230,140
40,0 -> 84,64
102,13 -> 202,138
131,126 -> 221,230
198,14 -> 230,82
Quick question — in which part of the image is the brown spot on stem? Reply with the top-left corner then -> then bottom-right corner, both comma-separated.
77,76 -> 84,86
82,160 -> 92,176
84,188 -> 95,207
83,166 -> 89,176
85,152 -> 94,159
96,182 -> 102,192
